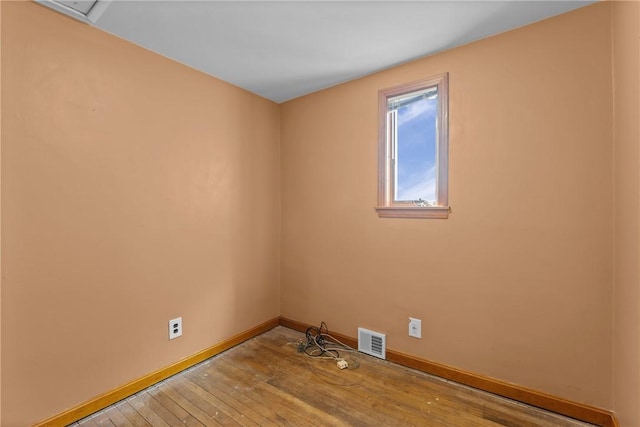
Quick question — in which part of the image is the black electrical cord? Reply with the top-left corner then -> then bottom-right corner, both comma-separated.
298,321 -> 359,369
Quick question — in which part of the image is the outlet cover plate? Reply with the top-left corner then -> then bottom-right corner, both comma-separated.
409,317 -> 421,338
169,317 -> 182,340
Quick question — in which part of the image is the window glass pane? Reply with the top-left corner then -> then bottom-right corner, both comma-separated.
391,90 -> 438,205
377,73 -> 448,218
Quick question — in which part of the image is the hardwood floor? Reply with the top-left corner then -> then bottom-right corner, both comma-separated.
73,327 -> 595,427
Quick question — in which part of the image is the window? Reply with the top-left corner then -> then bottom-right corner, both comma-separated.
376,73 -> 449,219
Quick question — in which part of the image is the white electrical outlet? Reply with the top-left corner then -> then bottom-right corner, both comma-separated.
409,317 -> 422,338
169,317 -> 182,340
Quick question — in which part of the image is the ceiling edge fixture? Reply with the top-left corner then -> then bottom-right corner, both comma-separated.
35,0 -> 111,24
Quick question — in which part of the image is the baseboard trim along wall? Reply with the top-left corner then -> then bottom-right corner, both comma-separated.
35,316 -> 618,426
279,317 -> 618,427
33,317 -> 280,427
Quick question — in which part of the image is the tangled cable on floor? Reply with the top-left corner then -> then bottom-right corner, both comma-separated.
296,321 -> 360,370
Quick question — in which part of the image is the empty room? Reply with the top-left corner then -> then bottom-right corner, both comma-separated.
1,0 -> 638,426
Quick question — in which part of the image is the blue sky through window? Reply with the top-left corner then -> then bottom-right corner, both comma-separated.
394,95 -> 438,203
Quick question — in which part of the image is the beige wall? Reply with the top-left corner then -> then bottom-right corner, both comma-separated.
0,1 -> 3,424
1,2 -> 280,425
281,2 -> 614,408
612,1 -> 640,426
3,0 -> 638,424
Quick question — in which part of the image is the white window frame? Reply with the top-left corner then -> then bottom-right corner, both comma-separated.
376,73 -> 450,219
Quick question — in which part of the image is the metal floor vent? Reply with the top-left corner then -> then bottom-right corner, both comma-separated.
358,327 -> 386,360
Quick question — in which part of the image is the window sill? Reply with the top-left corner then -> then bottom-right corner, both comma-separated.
375,205 -> 450,219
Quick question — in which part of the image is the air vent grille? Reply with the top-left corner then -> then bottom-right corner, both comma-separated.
358,327 -> 386,359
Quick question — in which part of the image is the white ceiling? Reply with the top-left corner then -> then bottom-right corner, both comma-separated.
41,0 -> 594,103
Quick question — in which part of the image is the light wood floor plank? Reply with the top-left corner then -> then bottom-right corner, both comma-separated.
172,375 -> 254,426
75,417 -> 100,427
156,381 -> 224,426
91,411 -> 116,427
78,327 -> 596,427
184,366 -> 280,427
146,387 -> 206,427
215,357 -> 347,426
129,392 -> 186,427
114,402 -> 151,427
100,406 -> 133,427
208,358 -> 326,427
